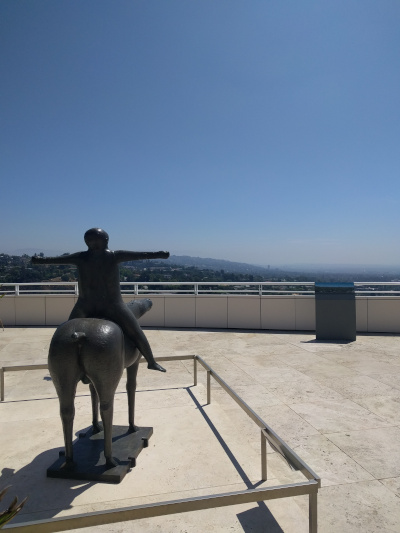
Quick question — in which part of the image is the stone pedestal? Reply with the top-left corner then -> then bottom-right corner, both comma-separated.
47,425 -> 153,484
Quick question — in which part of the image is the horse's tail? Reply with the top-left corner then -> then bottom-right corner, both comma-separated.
71,332 -> 91,384
126,298 -> 153,319
71,332 -> 87,342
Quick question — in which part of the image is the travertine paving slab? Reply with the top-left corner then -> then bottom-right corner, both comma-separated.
287,357 -> 360,380
353,392 -> 400,425
241,363 -> 309,385
267,378 -> 344,404
290,398 -> 391,433
319,374 -> 397,400
273,350 -> 324,367
320,348 -> 400,366
325,426 -> 400,479
250,404 -> 320,442
380,476 -> 400,497
316,480 -> 400,533
283,433 -> 373,486
365,370 -> 400,391
342,360 -> 400,375
287,340 -> 346,353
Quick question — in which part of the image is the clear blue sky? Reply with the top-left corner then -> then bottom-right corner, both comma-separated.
2,1 -> 400,266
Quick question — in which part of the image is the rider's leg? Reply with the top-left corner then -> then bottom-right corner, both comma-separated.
111,304 -> 166,372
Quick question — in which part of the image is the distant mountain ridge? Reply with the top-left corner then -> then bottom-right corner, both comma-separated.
166,255 -> 278,275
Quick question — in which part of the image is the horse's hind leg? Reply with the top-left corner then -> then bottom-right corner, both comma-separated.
100,396 -> 117,467
54,379 -> 79,466
89,383 -> 101,433
127,361 -> 140,433
93,383 -> 118,468
49,357 -> 80,467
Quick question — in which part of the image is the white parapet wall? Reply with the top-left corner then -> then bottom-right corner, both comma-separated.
1,294 -> 400,333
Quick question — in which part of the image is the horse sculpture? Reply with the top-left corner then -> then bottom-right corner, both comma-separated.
48,299 -> 152,469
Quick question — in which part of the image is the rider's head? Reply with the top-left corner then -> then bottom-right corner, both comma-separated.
84,228 -> 109,250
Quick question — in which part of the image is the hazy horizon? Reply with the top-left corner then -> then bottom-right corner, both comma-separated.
2,247 -> 399,274
2,1 -> 399,265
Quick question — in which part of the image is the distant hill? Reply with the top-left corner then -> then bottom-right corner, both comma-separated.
166,255 -> 280,275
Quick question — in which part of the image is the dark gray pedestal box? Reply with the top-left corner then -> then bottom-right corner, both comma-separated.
315,282 -> 356,341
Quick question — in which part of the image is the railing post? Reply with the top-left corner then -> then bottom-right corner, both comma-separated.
193,357 -> 197,386
134,283 -> 139,295
207,370 -> 211,404
15,284 -> 20,296
261,429 -> 267,481
309,492 -> 318,532
0,368 -> 4,402
194,283 -> 198,295
259,284 -> 263,296
74,283 -> 79,296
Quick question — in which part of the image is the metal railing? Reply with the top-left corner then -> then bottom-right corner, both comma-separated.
1,355 -> 320,532
1,280 -> 400,297
354,281 -> 400,295
0,281 -> 315,296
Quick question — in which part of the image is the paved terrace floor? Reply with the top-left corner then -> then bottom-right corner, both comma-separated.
1,327 -> 400,532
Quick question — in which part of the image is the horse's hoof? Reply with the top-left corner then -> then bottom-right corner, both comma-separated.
92,424 -> 102,434
128,424 -> 140,433
105,457 -> 118,468
62,459 -> 76,471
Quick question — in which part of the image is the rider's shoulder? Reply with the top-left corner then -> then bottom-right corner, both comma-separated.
105,249 -> 117,261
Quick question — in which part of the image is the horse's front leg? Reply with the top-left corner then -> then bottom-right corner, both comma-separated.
89,383 -> 101,434
60,398 -> 75,466
51,371 -> 79,468
127,362 -> 139,432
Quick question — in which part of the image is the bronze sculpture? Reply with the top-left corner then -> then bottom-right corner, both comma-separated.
32,229 -> 169,479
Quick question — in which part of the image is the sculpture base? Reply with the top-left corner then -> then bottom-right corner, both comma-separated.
47,425 -> 153,484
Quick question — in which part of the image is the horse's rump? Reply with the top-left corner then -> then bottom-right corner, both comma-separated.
49,318 -> 125,389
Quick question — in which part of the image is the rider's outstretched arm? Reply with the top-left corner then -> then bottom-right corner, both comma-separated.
115,251 -> 169,263
31,252 -> 81,265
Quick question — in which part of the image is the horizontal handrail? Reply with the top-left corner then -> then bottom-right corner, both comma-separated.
1,280 -> 400,297
4,481 -> 319,532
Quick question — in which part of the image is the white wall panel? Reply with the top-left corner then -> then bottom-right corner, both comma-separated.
45,296 -> 75,326
196,296 -> 228,328
228,296 -> 260,329
16,296 -> 45,326
356,298 -> 368,332
367,298 -> 400,333
0,297 -> 16,326
295,296 -> 315,331
165,297 -> 196,328
261,296 -> 295,330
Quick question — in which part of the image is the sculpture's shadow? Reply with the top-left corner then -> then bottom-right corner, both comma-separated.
0,438 -> 95,524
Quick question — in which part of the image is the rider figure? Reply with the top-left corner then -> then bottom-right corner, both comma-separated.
32,228 -> 169,372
